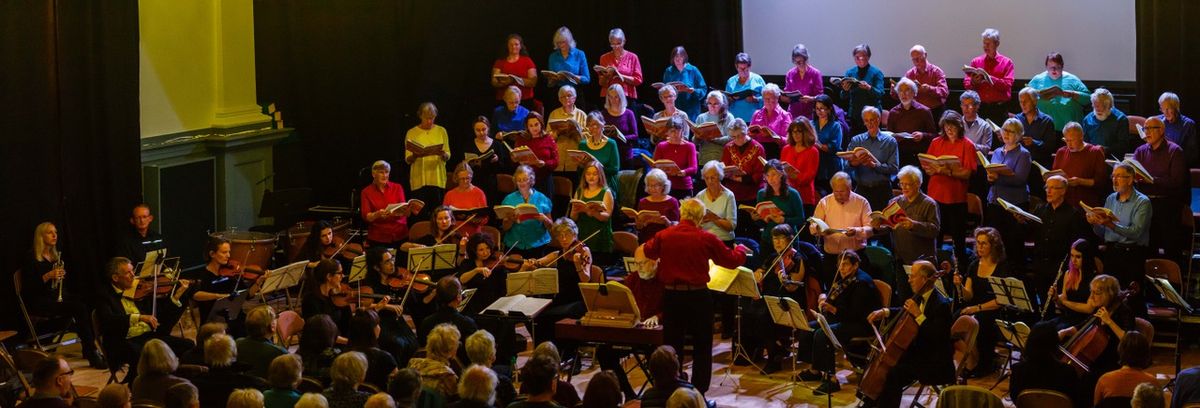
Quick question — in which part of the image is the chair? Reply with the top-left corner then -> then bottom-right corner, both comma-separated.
863,246 -> 897,287
1134,317 -> 1155,345
480,226 -> 504,250
951,315 -> 979,382
276,310 -> 305,348
298,377 -> 324,393
91,310 -> 126,384
875,280 -> 893,310
612,231 -> 639,257
589,265 -> 604,283
174,363 -> 208,380
12,270 -> 74,350
1095,396 -> 1133,408
846,281 -> 892,367
497,174 -> 516,195
1127,115 -> 1147,135
936,384 -> 1004,408
358,382 -> 382,394
1144,258 -> 1194,350
553,176 -> 573,198
12,348 -> 49,373
965,193 -> 984,230
1015,389 -> 1072,408
408,221 -> 432,242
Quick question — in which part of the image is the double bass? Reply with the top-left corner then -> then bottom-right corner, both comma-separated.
858,266 -> 948,401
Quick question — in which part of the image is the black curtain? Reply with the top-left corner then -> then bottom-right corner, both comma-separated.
255,0 -> 743,205
1136,0 -> 1200,114
0,1 -> 141,330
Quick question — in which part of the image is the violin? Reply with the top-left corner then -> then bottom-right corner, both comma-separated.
126,276 -> 187,301
323,231 -> 364,262
217,259 -> 263,282
387,269 -> 434,294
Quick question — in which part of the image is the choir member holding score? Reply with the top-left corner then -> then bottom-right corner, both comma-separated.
897,45 -> 949,119
840,44 -> 885,137
500,165 -> 554,258
1054,121 -> 1110,208
652,116 -> 698,199
845,106 -> 899,211
887,77 -> 936,169
549,85 -> 587,173
779,117 -> 820,215
694,91 -> 737,168
781,43 -> 823,120
749,83 -> 792,159
1027,52 -> 1091,133
597,28 -> 643,102
875,166 -> 941,266
404,102 -> 450,215
635,169 -> 680,243
726,52 -> 765,122
546,27 -> 590,98
1157,92 -> 1198,167
923,111 -> 978,267
661,46 -> 707,120
963,28 -> 1015,125
602,83 -> 639,166
442,163 -> 489,238
361,160 -> 411,248
578,111 -> 621,197
491,34 -> 538,110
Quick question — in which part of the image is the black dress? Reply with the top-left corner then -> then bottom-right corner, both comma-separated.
963,258 -> 1013,373
458,138 -> 512,205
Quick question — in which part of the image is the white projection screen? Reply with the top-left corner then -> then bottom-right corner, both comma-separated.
742,0 -> 1136,82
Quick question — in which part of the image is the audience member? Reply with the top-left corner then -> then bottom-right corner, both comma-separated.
237,305 -> 287,379
263,354 -> 303,408
323,352 -> 372,408
131,339 -> 188,405
226,389 -> 265,408
448,365 -> 497,408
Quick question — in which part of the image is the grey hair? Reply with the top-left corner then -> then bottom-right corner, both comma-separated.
465,330 -> 496,366
706,90 -> 728,113
861,106 -> 880,118
658,84 -> 677,98
1091,88 -> 1113,110
330,351 -> 367,389
894,77 -> 918,95
898,165 -> 923,185
504,85 -> 522,101
959,90 -> 981,104
458,365 -> 498,405
1019,86 -> 1039,101
551,217 -> 579,239
558,85 -> 577,99
372,160 -> 391,172
644,168 -> 672,193
981,28 -> 1000,43
552,26 -> 576,49
830,171 -> 853,189
729,117 -> 749,136
1159,92 -> 1181,110
702,160 -> 725,180
606,83 -> 628,113
608,28 -> 625,44
910,44 -> 927,56
1063,121 -> 1084,136
418,102 -> 438,119
762,83 -> 782,98
791,44 -> 809,61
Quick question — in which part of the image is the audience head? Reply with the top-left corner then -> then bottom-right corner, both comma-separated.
387,368 -> 422,408
331,351 -> 368,390
679,198 -> 707,225
268,354 -> 303,390
1024,322 -> 1061,362
521,354 -> 560,398
582,370 -> 623,408
434,275 -> 464,306
973,227 -> 1005,262
1159,92 -> 1181,121
226,389 -> 264,408
981,28 -> 1001,54
98,383 -> 131,408
365,393 -> 396,408
427,323 -> 461,362
532,341 -> 562,366
1131,382 -> 1165,408
649,345 -> 680,385
458,365 -> 498,405
666,387 -> 706,408
644,168 -> 671,196
298,314 -> 339,355
705,90 -> 728,115
349,309 -> 382,350
1118,330 -> 1153,369
465,329 -> 497,367
295,393 -> 329,408
204,333 -> 236,368
245,305 -> 277,340
164,382 -> 199,408
139,338 -> 180,376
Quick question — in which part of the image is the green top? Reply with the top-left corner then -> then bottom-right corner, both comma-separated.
574,186 -> 614,253
578,138 -> 621,201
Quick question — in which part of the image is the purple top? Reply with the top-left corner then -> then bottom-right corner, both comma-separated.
603,108 -> 640,163
784,65 -> 824,119
1133,140 -> 1188,201
637,196 -> 681,243
654,140 -> 698,192
1159,114 -> 1198,168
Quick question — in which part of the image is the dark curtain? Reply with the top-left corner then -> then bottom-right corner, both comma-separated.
1136,0 -> 1200,114
255,0 -> 743,205
0,1 -> 141,330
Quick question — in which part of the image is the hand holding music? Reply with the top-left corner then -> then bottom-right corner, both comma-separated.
895,219 -> 913,230
769,213 -> 785,224
840,80 -> 853,92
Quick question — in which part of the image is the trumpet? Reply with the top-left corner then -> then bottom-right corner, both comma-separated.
53,253 -> 64,303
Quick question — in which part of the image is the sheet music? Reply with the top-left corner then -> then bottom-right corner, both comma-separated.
457,288 -> 477,313
763,296 -> 812,331
484,294 -> 553,317
1149,276 -> 1193,313
505,268 -> 559,296
138,249 -> 166,278
811,309 -> 843,351
996,320 -> 1030,350
260,260 -> 307,294
347,255 -> 368,283
706,261 -> 759,298
408,244 -> 458,271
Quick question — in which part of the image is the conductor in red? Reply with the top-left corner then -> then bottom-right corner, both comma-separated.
642,198 -> 750,396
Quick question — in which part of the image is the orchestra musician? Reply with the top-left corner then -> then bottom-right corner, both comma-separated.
527,218 -> 592,349
1059,274 -> 1135,402
597,245 -> 665,400
115,203 -> 167,265
456,232 -> 510,316
22,222 -> 106,368
746,224 -> 822,374
363,246 -> 419,368
953,227 -> 1011,378
96,257 -> 195,380
189,237 -> 263,333
296,220 -> 356,273
1042,239 -> 1100,330
361,160 -> 411,248
299,259 -> 395,334
794,250 -> 880,395
401,205 -> 469,281
641,198 -> 749,395
863,260 -> 955,408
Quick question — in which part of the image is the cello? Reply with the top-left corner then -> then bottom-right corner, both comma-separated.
1058,283 -> 1134,375
858,266 -> 948,402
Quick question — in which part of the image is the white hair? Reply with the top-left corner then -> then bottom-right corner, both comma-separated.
608,28 -> 625,44
898,165 -> 923,185
1019,86 -> 1039,100
762,83 -> 782,98
981,28 -> 1000,43
1091,88 -> 1114,110
1159,92 -> 1180,110
558,85 -> 577,99
552,26 -> 576,49
644,168 -> 671,193
960,90 -> 981,104
702,160 -> 725,180
894,77 -> 918,95
861,106 -> 880,118
910,44 -> 927,56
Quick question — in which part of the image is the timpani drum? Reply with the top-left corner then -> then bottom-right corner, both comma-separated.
209,230 -> 277,271
285,217 -> 351,262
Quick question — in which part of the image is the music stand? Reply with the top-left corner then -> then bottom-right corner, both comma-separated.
762,296 -> 813,385
456,288 -> 477,313
408,244 -> 457,272
811,309 -> 842,407
1148,276 -> 1193,385
707,261 -> 762,384
986,276 -> 1034,313
207,294 -> 249,324
260,260 -> 307,309
991,320 -> 1030,390
347,254 -> 368,283
505,268 -> 560,297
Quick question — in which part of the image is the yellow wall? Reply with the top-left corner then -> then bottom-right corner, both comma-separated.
139,0 -> 268,138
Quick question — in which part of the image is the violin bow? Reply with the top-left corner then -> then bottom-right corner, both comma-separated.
435,214 -> 478,245
329,230 -> 363,257
540,230 -> 601,266
488,241 -> 521,273
759,229 -> 802,286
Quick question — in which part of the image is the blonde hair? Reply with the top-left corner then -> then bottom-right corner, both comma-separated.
666,387 -> 705,408
330,351 -> 368,389
138,338 -> 179,376
204,333 -> 236,368
295,393 -> 329,408
465,330 -> 496,366
427,324 -> 461,361
32,222 -> 58,263
458,365 -> 498,405
226,389 -> 264,408
680,198 -> 706,224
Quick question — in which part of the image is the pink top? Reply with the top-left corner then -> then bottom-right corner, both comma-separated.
493,56 -> 537,101
901,63 -> 949,109
926,136 -> 979,204
963,53 -> 1015,104
598,50 -> 643,99
750,104 -> 792,147
784,65 -> 824,119
653,140 -> 698,192
780,144 -> 819,204
812,192 -> 873,254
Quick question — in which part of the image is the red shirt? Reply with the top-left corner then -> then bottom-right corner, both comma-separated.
643,220 -> 747,286
721,140 -> 766,201
780,144 -> 819,204
598,50 -> 643,99
1053,144 -> 1109,208
926,136 -> 978,204
625,273 -> 664,319
360,181 -> 409,243
518,134 -> 559,183
963,53 -> 1015,104
493,56 -> 536,101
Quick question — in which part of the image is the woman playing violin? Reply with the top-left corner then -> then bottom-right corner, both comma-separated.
300,259 -> 396,334
748,224 -> 822,374
1043,239 -> 1100,330
456,232 -> 510,316
953,227 -> 1012,378
363,246 -> 420,366
529,218 -> 592,347
298,220 -> 336,265
400,205 -> 468,281
191,237 -> 263,329
364,245 -> 432,325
